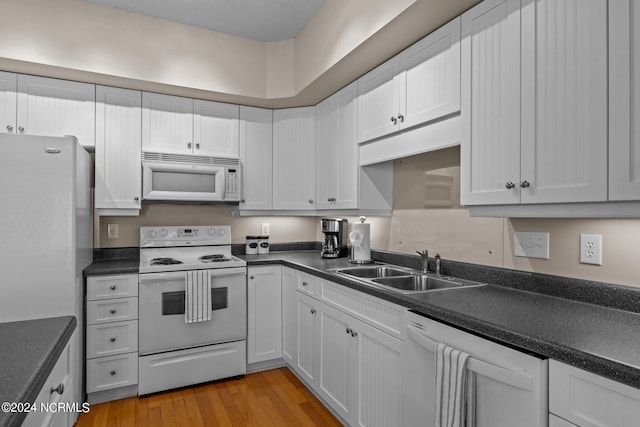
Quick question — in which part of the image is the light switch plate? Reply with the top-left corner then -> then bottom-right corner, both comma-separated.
580,234 -> 602,265
514,232 -> 550,259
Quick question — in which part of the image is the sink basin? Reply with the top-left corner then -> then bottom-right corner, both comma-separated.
372,275 -> 463,292
336,266 -> 413,279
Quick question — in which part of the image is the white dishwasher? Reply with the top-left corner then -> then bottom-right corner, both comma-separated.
403,311 -> 548,427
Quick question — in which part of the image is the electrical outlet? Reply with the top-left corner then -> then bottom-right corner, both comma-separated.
580,234 -> 602,265
514,232 -> 550,259
107,223 -> 119,239
261,222 -> 270,236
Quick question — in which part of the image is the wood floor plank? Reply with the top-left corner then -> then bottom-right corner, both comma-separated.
76,367 -> 342,427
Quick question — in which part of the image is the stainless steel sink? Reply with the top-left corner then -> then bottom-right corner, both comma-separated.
337,266 -> 413,279
331,264 -> 485,294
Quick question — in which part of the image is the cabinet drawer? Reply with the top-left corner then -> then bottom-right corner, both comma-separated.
296,271 -> 318,297
550,360 -> 640,427
86,352 -> 138,393
321,280 -> 405,339
86,320 -> 138,358
87,274 -> 138,300
87,298 -> 138,324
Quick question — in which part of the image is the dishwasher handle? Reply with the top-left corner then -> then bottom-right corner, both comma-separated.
407,323 -> 533,391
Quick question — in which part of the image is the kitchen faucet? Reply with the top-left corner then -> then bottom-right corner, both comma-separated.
434,253 -> 441,276
416,250 -> 429,273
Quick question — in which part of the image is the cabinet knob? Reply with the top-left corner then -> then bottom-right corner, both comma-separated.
346,327 -> 352,335
302,281 -> 308,287
134,197 -> 139,201
310,309 -> 316,314
390,116 -> 397,124
110,309 -> 117,314
50,383 -> 64,395
109,337 -> 116,343
308,199 -> 314,204
110,370 -> 117,376
351,330 -> 358,338
18,126 -> 24,133
110,285 -> 117,291
195,143 -> 200,149
187,142 -> 192,149
249,275 -> 255,279
240,199 -> 245,203
6,125 -> 13,132
505,181 -> 516,189
397,113 -> 404,123
520,180 -> 531,188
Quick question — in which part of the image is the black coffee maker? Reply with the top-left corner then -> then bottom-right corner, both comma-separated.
320,218 -> 348,258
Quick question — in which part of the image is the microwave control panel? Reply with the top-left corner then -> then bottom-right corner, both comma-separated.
225,167 -> 240,200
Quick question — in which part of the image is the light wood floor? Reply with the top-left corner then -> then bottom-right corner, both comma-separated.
75,368 -> 342,427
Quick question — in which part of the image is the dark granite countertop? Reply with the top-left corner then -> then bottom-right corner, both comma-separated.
85,248 -> 640,390
0,316 -> 76,427
83,257 -> 139,276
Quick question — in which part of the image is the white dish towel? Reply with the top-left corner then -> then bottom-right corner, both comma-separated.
185,270 -> 212,323
435,342 -> 476,427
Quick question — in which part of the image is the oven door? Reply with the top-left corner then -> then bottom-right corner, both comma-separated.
142,160 -> 225,201
138,267 -> 246,355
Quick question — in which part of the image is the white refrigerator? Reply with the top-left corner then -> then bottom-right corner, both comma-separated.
0,134 -> 92,410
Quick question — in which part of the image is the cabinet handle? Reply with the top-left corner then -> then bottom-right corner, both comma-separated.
397,113 -> 404,123
390,116 -> 397,124
520,180 -> 531,188
240,199 -> 245,203
109,337 -> 116,343
18,126 -> 24,133
346,327 -> 352,335
310,309 -> 316,314
302,281 -> 308,287
6,125 -> 13,132
110,285 -> 117,291
308,199 -> 314,204
187,142 -> 192,149
351,330 -> 358,338
50,383 -> 64,395
134,197 -> 139,201
110,309 -> 117,314
195,143 -> 200,149
110,370 -> 117,376
505,181 -> 516,189
249,275 -> 255,279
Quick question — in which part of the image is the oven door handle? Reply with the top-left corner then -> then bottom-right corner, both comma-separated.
139,268 -> 246,283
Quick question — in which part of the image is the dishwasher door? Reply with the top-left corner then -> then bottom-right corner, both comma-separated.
402,311 -> 548,427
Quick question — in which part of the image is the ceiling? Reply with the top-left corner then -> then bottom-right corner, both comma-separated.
84,0 -> 326,42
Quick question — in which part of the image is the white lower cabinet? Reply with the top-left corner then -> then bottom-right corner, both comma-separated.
85,274 -> 139,404
281,267 -> 296,365
549,360 -> 640,427
23,334 -> 76,427
288,274 -> 404,427
247,266 -> 282,365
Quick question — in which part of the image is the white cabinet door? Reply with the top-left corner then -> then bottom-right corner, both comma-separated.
402,16 -> 461,130
95,86 -> 142,213
357,56 -> 404,143
609,0 -> 640,200
16,75 -> 96,147
294,291 -> 319,386
315,81 -> 358,210
460,0 -> 522,206
0,71 -> 16,134
239,106 -> 273,210
142,92 -> 193,154
193,99 -> 239,158
520,0 -> 607,204
281,267 -> 296,365
247,266 -> 282,364
273,107 -> 316,210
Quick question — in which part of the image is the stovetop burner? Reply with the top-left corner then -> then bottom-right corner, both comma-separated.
199,254 -> 230,263
150,257 -> 183,266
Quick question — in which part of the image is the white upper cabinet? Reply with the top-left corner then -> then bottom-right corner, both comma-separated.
357,17 -> 461,144
15,74 -> 95,147
239,106 -> 273,210
273,107 -> 316,210
316,81 -> 359,210
609,0 -> 640,200
461,0 -> 608,206
0,71 -> 17,134
95,86 -> 142,215
142,92 -> 239,157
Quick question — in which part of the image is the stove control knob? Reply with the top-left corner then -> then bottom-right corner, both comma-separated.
217,228 -> 226,237
159,228 -> 168,238
148,229 -> 157,239
207,228 -> 216,236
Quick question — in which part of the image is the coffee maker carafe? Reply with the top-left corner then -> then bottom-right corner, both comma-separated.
321,218 -> 348,258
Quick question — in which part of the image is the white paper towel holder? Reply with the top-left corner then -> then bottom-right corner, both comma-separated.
349,216 -> 373,264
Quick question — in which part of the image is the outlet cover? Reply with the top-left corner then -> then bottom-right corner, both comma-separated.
107,223 -> 119,239
580,234 -> 602,265
514,232 -> 550,259
261,222 -> 270,236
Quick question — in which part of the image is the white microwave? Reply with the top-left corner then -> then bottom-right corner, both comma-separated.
142,152 -> 241,202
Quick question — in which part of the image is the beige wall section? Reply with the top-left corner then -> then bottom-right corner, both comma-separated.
97,205 -> 317,248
